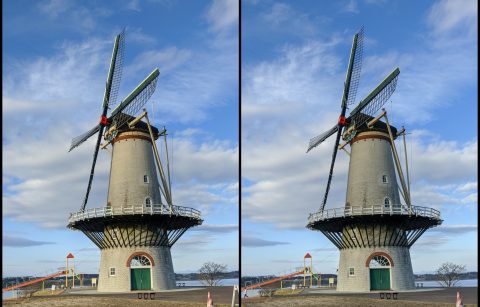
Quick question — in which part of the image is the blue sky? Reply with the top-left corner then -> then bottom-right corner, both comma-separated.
2,0 -> 478,281
3,0 -> 238,277
242,0 -> 477,276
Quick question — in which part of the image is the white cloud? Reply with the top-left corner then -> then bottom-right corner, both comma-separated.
3,125 -> 237,228
192,224 -> 238,233
343,0 -> 359,14
241,34 -> 356,229
206,0 -> 239,33
263,3 -> 291,25
364,0 -> 387,4
3,235 -> 55,247
171,134 -> 238,183
3,32 -> 238,229
429,224 -> 477,234
242,237 -> 290,247
461,193 -> 477,204
38,0 -> 74,18
37,0 -> 108,32
3,37 -> 109,117
3,124 -> 111,228
260,2 -> 320,37
125,27 -> 157,45
242,20 -> 477,230
152,48 -> 238,123
407,135 -> 477,184
127,0 -> 141,11
427,0 -> 477,37
456,182 -> 477,193
126,47 -> 192,78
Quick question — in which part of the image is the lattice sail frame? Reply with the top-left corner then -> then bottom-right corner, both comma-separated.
349,74 -> 398,132
346,26 -> 364,107
111,76 -> 158,131
70,125 -> 101,151
108,28 -> 126,111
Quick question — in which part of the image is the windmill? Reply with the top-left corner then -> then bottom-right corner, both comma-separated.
307,27 -> 400,212
69,29 -> 160,212
306,28 -> 441,292
67,30 -> 202,292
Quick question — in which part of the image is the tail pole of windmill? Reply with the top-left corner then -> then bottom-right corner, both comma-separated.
306,27 -> 442,292
67,29 -> 202,292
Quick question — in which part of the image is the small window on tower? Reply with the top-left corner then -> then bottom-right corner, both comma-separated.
144,175 -> 149,183
145,197 -> 151,207
382,175 -> 388,183
384,197 -> 390,208
109,267 -> 116,276
349,267 -> 355,276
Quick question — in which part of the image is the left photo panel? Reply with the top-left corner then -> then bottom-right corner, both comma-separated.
3,0 -> 239,304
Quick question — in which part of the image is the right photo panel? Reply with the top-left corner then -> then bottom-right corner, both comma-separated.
241,0 -> 478,305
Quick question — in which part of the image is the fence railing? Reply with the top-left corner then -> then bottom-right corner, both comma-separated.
308,204 -> 440,224
69,204 -> 201,224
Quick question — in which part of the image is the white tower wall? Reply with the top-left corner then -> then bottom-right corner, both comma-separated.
107,130 -> 162,207
97,129 -> 176,292
336,130 -> 415,291
346,131 -> 401,208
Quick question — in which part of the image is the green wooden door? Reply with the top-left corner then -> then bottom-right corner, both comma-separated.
131,268 -> 151,290
370,268 -> 390,290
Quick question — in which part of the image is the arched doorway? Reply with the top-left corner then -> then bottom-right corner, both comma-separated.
130,255 -> 152,290
369,254 -> 391,290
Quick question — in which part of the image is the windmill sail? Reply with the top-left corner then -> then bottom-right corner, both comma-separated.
106,28 -> 125,110
69,30 -> 125,152
307,125 -> 338,153
69,125 -> 100,152
345,26 -> 364,107
81,126 -> 104,211
306,27 -> 364,153
348,67 -> 400,128
311,27 -> 364,212
78,30 -> 126,211
109,68 -> 160,129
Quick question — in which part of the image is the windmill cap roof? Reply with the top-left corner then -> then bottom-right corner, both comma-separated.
354,113 -> 398,137
115,113 -> 160,135
304,252 -> 312,258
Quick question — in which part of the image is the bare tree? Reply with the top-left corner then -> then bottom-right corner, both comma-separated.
199,262 -> 227,286
436,262 -> 466,287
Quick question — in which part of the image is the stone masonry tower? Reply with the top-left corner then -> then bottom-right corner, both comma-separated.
307,119 -> 442,292
68,118 -> 202,292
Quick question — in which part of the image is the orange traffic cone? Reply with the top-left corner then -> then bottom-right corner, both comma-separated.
207,291 -> 213,307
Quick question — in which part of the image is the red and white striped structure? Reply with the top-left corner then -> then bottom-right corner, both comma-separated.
456,291 -> 463,307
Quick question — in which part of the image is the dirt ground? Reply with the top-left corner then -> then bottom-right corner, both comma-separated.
242,287 -> 478,307
3,297 -> 208,307
242,296 -> 455,306
3,286 -> 239,307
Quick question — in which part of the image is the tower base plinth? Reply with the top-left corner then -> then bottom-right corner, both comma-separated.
337,246 -> 414,292
98,246 -> 175,292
